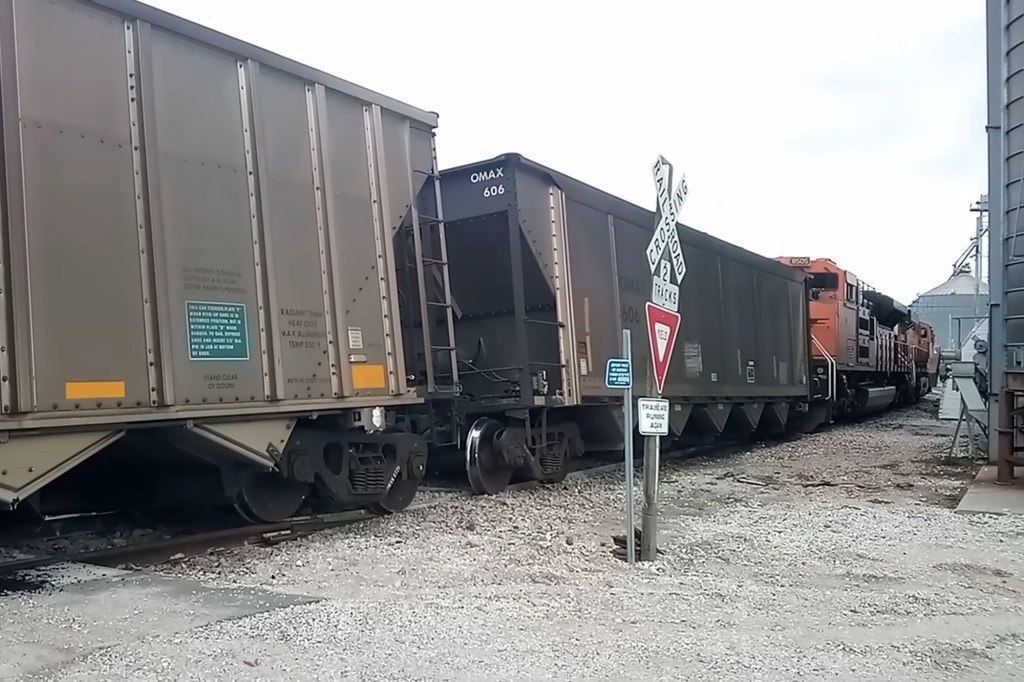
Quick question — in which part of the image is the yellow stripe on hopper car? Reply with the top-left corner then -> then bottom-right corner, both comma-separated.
65,381 -> 127,400
351,364 -> 386,390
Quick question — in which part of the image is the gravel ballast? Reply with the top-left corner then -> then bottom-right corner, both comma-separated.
25,400 -> 1024,681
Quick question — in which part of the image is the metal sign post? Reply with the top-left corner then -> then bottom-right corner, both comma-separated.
640,155 -> 688,562
605,340 -> 635,565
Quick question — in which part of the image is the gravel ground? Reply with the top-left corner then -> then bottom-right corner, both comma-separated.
22,398 -> 1024,681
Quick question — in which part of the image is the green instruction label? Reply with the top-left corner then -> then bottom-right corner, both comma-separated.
186,301 -> 249,361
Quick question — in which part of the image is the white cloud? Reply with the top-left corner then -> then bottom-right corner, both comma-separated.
143,0 -> 986,304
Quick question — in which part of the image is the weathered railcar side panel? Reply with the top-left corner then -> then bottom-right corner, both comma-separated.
320,92 -> 404,400
3,0 -> 154,414
790,278 -> 809,391
562,198 -> 620,397
0,0 -> 435,423
720,257 -> 762,388
603,214 -> 807,399
147,27 -> 267,405
253,68 -> 332,401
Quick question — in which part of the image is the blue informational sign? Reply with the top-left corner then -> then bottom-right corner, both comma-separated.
605,358 -> 632,388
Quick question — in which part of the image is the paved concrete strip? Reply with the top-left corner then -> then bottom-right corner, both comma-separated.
0,562 -> 319,680
955,465 -> 1024,516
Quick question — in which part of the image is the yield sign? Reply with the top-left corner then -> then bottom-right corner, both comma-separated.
645,301 -> 681,395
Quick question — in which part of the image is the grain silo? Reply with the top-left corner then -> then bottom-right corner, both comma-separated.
910,267 -> 989,352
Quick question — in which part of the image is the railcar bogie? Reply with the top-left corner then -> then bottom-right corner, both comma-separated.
160,410 -> 429,521
463,411 -> 583,495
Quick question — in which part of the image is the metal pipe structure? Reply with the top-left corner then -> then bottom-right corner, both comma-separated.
993,0 -> 1024,481
969,196 -> 989,324
989,0 -> 1006,467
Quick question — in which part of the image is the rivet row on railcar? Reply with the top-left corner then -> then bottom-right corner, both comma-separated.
0,0 -> 448,523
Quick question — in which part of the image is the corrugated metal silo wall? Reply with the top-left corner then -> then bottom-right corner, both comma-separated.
911,294 -> 984,352
1006,0 -> 1024,370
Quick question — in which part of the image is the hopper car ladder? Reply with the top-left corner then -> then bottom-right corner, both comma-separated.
408,138 -> 460,399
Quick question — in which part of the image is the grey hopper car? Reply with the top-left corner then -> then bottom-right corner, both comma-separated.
0,0 -> 452,521
435,153 -> 812,494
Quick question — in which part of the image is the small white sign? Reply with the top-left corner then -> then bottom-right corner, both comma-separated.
638,397 -> 670,436
652,275 -> 679,311
347,327 -> 364,350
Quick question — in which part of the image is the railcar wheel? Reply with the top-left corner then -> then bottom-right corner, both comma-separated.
466,417 -> 513,495
233,470 -> 308,524
368,471 -> 420,515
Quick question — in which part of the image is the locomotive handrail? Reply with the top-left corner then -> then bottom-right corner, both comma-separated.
810,334 -> 837,401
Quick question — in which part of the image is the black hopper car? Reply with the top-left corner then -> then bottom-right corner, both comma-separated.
402,153 -> 818,496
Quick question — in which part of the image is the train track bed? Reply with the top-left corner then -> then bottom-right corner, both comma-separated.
6,397 -> 1024,681
0,440 -> 743,577
0,405 -> 958,578
0,489 -> 462,579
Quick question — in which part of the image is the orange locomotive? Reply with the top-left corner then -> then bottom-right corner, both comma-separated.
777,257 -> 940,425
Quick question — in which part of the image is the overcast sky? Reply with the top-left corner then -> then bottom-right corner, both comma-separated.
145,0 -> 986,305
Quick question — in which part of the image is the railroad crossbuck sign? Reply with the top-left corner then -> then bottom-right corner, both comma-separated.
646,156 -> 688,312
645,155 -> 686,395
